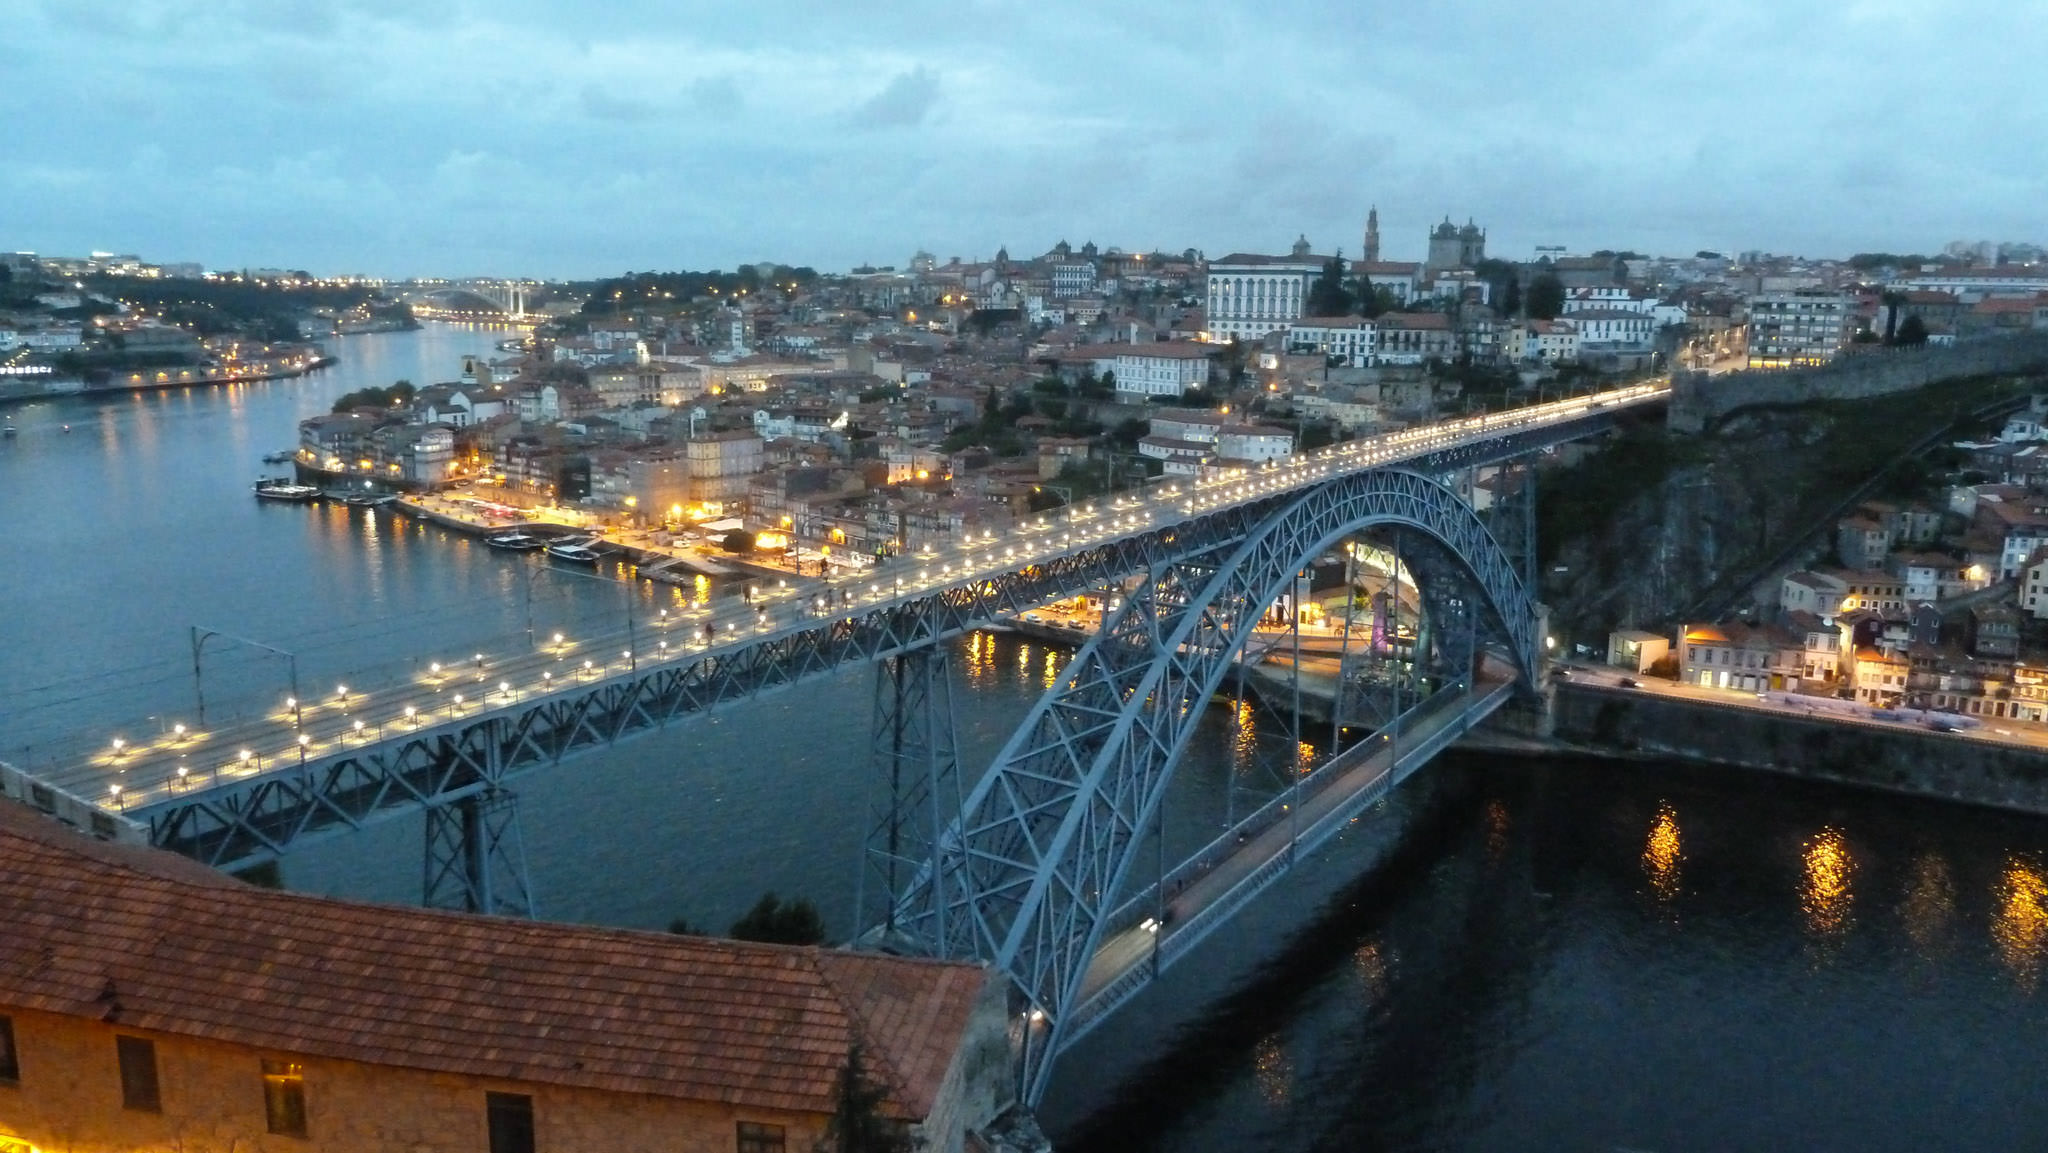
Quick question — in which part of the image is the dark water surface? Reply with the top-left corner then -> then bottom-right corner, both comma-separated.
6,329 -> 2048,1150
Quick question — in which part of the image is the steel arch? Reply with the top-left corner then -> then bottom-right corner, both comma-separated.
898,468 -> 1536,1103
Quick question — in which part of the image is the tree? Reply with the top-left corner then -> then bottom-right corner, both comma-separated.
667,916 -> 703,935
817,1044 -> 912,1153
1880,290 -> 1906,343
729,892 -> 826,945
1353,272 -> 1379,317
1500,275 -> 1522,317
1896,314 -> 1930,346
1305,254 -> 1355,317
1526,273 -> 1566,320
720,529 -> 757,553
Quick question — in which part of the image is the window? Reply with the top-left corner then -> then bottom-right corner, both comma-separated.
263,1059 -> 308,1137
487,1092 -> 534,1153
737,1121 -> 788,1153
0,1015 -> 16,1084
117,1035 -> 160,1112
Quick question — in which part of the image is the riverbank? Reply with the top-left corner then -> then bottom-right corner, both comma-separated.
1482,680 -> 2048,816
0,354 -> 337,407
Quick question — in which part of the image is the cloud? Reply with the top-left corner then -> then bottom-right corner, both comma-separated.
578,84 -> 656,123
3,1 -> 2046,275
850,66 -> 940,129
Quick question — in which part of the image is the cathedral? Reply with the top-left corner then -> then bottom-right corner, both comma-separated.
1425,216 -> 1486,273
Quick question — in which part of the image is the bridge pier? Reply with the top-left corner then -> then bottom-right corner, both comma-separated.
422,786 -> 535,917
855,645 -> 961,949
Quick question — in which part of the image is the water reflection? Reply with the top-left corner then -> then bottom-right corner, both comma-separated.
1642,801 -> 1682,903
1042,649 -> 1061,691
1801,826 -> 1855,937
1992,855 -> 2048,990
966,631 -> 995,686
1484,799 -> 1511,863
1252,1033 -> 1292,1108
1231,699 -> 1258,775
1898,851 -> 1955,956
1353,939 -> 1389,1006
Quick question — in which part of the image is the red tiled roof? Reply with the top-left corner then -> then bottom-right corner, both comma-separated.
0,802 -> 985,1120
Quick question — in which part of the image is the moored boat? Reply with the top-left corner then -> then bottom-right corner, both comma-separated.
253,478 -> 321,503
544,538 -> 604,564
487,531 -> 547,551
262,449 -> 296,464
340,491 -> 397,507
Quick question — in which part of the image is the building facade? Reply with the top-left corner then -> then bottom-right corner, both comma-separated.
1746,290 -> 1852,369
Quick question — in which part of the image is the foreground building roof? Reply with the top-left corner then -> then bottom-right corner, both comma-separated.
0,800 -> 986,1120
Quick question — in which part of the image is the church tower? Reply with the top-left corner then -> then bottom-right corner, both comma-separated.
1363,206 -> 1381,264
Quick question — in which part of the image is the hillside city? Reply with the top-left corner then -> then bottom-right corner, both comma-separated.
10,219 -> 2048,741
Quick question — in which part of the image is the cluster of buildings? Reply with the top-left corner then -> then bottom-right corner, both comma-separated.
1639,402 -> 2048,723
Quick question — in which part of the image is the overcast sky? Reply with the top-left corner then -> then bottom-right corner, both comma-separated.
5,0 -> 2044,279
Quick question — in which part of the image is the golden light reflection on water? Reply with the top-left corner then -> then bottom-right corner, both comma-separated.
1484,799 -> 1511,863
1992,855 -> 2048,989
1899,851 -> 1955,956
1042,649 -> 1061,691
965,631 -> 995,685
1353,940 -> 1389,1005
1017,642 -> 1031,674
1252,1033 -> 1292,1107
1801,826 -> 1855,936
1231,699 -> 1258,774
1642,801 -> 1682,903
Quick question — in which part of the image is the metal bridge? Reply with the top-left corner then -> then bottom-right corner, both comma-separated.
3,381 -> 1665,1101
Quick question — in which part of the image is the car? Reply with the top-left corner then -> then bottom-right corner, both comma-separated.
1618,677 -> 1640,689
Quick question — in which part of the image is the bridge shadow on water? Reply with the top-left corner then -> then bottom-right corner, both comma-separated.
1047,749 -> 1557,1151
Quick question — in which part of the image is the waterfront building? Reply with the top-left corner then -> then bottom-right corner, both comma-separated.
0,802 -> 1011,1153
685,429 -> 766,503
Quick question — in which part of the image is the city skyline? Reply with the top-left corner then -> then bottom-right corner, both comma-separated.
5,0 -> 2047,277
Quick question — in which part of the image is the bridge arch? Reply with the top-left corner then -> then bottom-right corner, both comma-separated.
900,468 -> 1537,1102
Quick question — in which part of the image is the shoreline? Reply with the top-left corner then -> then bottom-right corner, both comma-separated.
0,354 -> 338,408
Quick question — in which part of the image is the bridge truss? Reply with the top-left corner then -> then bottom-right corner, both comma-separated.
885,468 -> 1538,1103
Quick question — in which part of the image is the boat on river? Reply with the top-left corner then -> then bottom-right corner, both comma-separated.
253,478 -> 321,503
487,531 -> 547,551
339,491 -> 396,507
545,537 -> 604,564
262,449 -> 296,464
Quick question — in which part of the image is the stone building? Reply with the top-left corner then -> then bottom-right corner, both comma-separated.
0,802 -> 1011,1153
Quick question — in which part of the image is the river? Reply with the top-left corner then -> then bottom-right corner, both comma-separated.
4,327 -> 2047,1150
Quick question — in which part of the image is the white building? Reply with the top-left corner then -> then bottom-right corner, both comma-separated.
1216,425 -> 1294,464
1283,318 -> 1377,366
1148,410 -> 1227,445
1050,261 -> 1097,298
1204,241 -> 1326,343
1894,266 -> 2048,303
1559,308 -> 1655,351
1072,342 -> 1216,398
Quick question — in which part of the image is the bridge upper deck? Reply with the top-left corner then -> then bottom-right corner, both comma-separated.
28,383 -> 1665,828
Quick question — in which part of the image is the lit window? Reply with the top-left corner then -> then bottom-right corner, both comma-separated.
263,1059 -> 307,1137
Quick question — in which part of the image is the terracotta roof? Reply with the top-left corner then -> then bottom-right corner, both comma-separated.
0,801 -> 986,1120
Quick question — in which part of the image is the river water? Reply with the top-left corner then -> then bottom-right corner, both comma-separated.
4,327 -> 2047,1150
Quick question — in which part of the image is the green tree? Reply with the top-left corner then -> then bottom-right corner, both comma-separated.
1881,290 -> 1907,343
720,529 -> 757,553
1896,314 -> 1930,346
816,1044 -> 912,1153
1526,273 -> 1566,320
729,892 -> 826,945
1305,254 -> 1355,317
667,916 -> 703,936
1500,275 -> 1522,317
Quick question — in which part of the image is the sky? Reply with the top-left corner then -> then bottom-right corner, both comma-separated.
5,0 -> 2046,279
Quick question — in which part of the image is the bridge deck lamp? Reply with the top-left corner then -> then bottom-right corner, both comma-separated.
297,733 -> 311,765
405,705 -> 418,725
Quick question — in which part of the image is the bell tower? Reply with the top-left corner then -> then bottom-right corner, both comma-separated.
1363,206 -> 1381,264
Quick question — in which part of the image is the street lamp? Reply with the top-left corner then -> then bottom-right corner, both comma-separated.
297,734 -> 310,765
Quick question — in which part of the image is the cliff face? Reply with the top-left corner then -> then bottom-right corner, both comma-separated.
1536,373 -> 2030,643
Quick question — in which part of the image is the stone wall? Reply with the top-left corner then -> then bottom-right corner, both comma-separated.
1551,683 -> 2048,814
1669,333 -> 2048,432
0,1005 -> 828,1153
